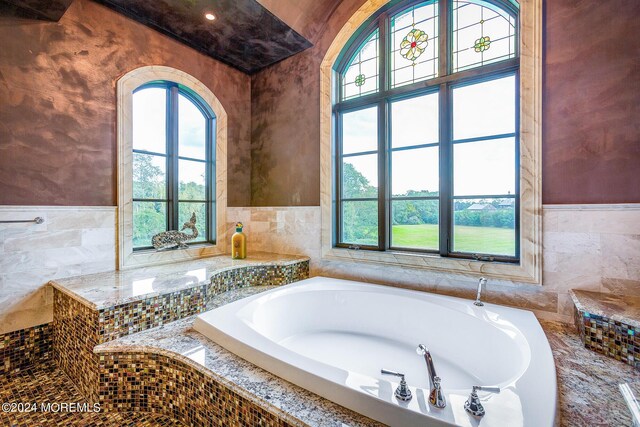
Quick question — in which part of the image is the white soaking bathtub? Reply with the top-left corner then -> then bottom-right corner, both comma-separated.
194,277 -> 556,427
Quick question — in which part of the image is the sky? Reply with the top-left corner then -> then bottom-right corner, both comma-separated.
133,88 -> 208,186
342,75 -> 516,197
133,74 -> 516,196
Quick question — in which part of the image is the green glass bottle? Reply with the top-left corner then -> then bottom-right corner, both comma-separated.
231,222 -> 246,259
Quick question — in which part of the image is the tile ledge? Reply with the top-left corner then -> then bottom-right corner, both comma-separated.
49,252 -> 310,310
571,289 -> 640,330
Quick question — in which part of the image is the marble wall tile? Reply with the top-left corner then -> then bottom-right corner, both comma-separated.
230,204 -> 640,324
543,231 -> 601,255
555,208 -> 640,235
3,230 -> 82,252
2,203 -> 638,335
0,206 -> 116,334
601,278 -> 640,297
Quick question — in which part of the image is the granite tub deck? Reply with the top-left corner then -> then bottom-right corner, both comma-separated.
571,289 -> 640,368
96,285 -> 640,427
47,253 -> 310,425
96,286 -> 381,427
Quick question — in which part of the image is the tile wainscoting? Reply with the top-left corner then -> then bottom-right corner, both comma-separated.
0,206 -> 117,335
1,204 -> 637,336
227,204 -> 640,323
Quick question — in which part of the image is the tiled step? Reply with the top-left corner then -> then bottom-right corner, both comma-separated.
0,362 -> 184,426
571,289 -> 640,368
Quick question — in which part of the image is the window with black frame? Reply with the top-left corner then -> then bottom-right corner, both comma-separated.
131,82 -> 216,250
334,0 -> 519,261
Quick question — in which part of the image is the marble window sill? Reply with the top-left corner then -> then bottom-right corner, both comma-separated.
322,246 -> 541,285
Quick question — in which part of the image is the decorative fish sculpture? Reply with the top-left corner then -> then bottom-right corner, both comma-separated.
152,212 -> 198,250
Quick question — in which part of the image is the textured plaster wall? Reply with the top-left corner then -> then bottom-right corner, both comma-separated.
0,0 -> 252,207
251,0 -> 640,206
542,0 -> 640,204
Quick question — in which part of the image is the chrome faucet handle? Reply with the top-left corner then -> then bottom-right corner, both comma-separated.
464,385 -> 501,417
429,376 -> 446,408
381,369 -> 412,401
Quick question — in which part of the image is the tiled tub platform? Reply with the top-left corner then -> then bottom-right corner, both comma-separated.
95,287 -> 381,427
40,260 -> 640,426
571,289 -> 640,368
49,253 -> 309,406
94,286 -> 640,427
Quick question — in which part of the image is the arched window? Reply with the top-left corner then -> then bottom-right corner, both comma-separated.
132,82 -> 216,249
117,66 -> 227,269
334,0 -> 520,262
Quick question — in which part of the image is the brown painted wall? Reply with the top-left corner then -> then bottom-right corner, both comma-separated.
543,0 -> 640,204
0,0 -> 252,206
250,0 -> 640,206
250,0 -> 357,206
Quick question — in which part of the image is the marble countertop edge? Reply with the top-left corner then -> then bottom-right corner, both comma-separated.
48,252 -> 310,310
570,289 -> 640,330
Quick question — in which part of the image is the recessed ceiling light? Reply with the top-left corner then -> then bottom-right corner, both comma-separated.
205,12 -> 215,21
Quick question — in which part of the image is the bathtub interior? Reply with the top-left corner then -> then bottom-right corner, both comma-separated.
236,281 -> 531,392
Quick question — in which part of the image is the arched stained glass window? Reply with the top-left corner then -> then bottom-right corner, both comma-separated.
333,0 -> 520,262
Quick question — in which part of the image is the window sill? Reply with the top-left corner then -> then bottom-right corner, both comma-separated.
322,246 -> 540,284
121,242 -> 225,270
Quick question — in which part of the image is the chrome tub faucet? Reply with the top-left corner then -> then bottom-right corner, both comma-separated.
380,369 -> 412,401
474,277 -> 487,306
416,344 -> 446,408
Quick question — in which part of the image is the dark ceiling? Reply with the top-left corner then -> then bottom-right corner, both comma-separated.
0,0 -> 313,74
0,0 -> 72,21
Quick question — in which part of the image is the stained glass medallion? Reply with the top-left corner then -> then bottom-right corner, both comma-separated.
452,0 -> 517,72
342,29 -> 379,100
474,36 -> 491,52
399,29 -> 429,61
391,1 -> 439,88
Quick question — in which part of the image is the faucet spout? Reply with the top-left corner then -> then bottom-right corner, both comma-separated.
474,277 -> 487,306
416,344 -> 446,408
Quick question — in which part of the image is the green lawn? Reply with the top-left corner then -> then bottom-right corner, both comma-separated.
391,224 -> 515,256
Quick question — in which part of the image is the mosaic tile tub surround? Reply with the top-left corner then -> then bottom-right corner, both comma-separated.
94,287 -> 383,427
0,361 -> 183,427
0,322 -> 52,375
94,287 -> 640,427
571,289 -> 640,369
98,351 -> 299,427
49,253 -> 309,403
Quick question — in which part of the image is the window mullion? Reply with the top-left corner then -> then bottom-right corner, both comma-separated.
378,15 -> 390,250
379,99 -> 389,251
439,0 -> 449,77
206,117 -> 214,242
438,83 -> 452,256
335,112 -> 343,246
169,86 -> 180,231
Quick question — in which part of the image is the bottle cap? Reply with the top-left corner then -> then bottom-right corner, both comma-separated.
235,222 -> 243,232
